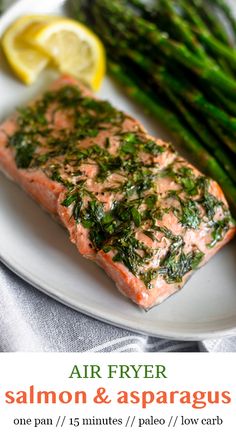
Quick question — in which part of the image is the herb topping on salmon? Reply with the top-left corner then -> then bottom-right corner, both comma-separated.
0,76 -> 235,308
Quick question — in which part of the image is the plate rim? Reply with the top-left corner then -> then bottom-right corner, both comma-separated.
1,0 -> 236,342
1,250 -> 236,342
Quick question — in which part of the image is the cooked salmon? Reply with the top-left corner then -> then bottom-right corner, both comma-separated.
0,75 -> 235,309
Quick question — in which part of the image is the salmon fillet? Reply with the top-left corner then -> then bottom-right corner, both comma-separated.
0,75 -> 235,309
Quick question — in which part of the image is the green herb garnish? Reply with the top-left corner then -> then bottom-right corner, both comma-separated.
7,83 -> 231,290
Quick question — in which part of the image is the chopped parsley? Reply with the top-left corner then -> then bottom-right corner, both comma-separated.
177,198 -> 201,229
7,84 -> 233,289
208,217 -> 232,248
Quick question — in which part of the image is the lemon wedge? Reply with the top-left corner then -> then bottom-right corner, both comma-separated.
23,18 -> 106,90
2,15 -> 56,85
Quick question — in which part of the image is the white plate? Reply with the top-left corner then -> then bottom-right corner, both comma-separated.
0,0 -> 236,341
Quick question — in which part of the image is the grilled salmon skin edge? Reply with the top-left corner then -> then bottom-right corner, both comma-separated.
0,75 -> 235,310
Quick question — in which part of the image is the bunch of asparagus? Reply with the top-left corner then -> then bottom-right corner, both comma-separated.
71,0 -> 236,212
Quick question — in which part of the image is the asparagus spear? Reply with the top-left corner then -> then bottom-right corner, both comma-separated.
128,0 -> 207,59
178,0 -> 231,45
78,0 -> 236,149
138,0 -> 234,75
163,86 -> 236,182
155,67 -> 236,152
132,0 -> 236,74
209,87 -> 236,117
156,1 -> 206,59
77,0 -> 236,152
208,0 -> 236,39
190,0 -> 231,46
92,0 -> 236,98
194,30 -> 236,72
179,0 -> 212,33
169,1 -> 236,73
108,62 -> 236,213
72,0 -> 236,210
133,0 -> 233,72
124,50 -> 236,152
206,119 -> 236,180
